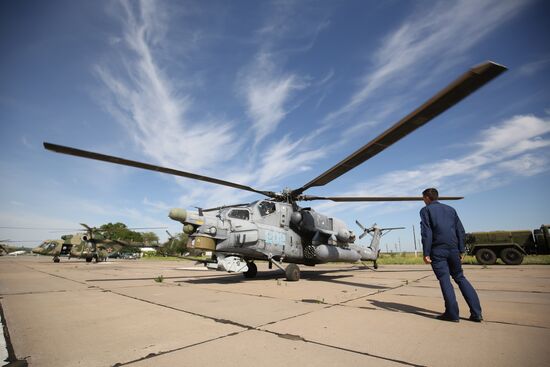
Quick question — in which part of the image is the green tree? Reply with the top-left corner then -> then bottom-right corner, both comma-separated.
141,232 -> 159,245
174,233 -> 189,255
161,232 -> 189,255
99,222 -> 143,242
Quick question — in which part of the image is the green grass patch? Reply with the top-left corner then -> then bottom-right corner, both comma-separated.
516,255 -> 550,265
154,275 -> 164,283
377,253 -> 550,265
376,253 -> 425,265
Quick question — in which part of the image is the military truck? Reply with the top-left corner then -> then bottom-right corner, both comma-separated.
466,224 -> 550,265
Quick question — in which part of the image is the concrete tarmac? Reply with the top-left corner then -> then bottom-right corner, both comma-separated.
1,256 -> 549,367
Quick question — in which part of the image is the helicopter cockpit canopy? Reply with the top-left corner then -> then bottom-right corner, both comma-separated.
227,208 -> 250,220
40,241 -> 57,250
258,201 -> 276,216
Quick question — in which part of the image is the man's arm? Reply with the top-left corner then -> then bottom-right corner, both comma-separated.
455,213 -> 466,253
420,208 -> 433,258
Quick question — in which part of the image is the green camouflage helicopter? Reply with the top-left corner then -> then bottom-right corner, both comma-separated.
0,243 -> 13,256
44,61 -> 507,280
32,224 -> 160,263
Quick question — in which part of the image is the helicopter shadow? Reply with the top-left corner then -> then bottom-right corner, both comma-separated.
368,300 -> 439,319
176,270 -> 282,285
302,271 -> 390,290
178,268 -> 391,291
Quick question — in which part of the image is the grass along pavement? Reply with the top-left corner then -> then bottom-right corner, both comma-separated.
376,253 -> 550,265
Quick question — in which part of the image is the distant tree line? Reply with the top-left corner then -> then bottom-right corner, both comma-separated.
158,233 -> 189,256
99,222 -> 159,245
98,222 -> 194,256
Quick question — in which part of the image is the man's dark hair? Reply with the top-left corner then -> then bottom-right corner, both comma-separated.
422,188 -> 439,201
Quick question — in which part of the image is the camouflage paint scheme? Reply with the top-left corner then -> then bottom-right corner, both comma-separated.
32,233 -> 139,263
466,224 -> 550,265
0,244 -> 14,256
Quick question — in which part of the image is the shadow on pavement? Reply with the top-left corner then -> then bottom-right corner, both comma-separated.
369,300 -> 439,319
178,269 -> 391,291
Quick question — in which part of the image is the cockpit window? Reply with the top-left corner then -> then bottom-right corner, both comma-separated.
228,209 -> 250,220
41,242 -> 56,250
258,201 -> 276,216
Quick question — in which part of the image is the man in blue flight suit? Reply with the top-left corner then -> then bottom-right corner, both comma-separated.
420,188 -> 483,322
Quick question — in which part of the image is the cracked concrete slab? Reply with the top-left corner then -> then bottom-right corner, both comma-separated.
127,329 -> 404,367
261,304 -> 549,367
1,257 -> 549,367
112,282 -> 326,328
2,290 -> 242,367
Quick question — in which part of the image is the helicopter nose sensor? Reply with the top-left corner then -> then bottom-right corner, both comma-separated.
168,208 -> 187,223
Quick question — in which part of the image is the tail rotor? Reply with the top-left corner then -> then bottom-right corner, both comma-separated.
356,220 -> 377,240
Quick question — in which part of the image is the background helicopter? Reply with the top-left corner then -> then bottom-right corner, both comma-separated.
32,223 -> 165,262
44,61 -> 506,280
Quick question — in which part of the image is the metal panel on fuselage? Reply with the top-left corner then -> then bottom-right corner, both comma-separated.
255,202 -> 303,260
213,201 -> 304,261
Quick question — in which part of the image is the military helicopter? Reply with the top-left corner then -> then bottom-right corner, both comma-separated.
32,223 -> 162,263
43,61 -> 506,280
1,243 -> 14,256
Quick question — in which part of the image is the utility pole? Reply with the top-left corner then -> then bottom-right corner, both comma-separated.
412,225 -> 418,257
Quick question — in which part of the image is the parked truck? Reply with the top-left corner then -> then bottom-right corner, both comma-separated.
466,224 -> 550,265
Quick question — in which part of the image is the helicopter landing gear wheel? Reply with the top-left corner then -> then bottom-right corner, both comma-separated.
53,256 -> 60,263
373,260 -> 378,269
244,262 -> 257,278
285,264 -> 300,281
85,255 -> 93,263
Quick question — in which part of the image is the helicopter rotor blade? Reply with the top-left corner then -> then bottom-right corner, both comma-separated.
355,220 -> 370,239
355,220 -> 367,231
202,203 -> 251,212
300,196 -> 463,202
44,142 -> 277,198
292,61 -> 507,196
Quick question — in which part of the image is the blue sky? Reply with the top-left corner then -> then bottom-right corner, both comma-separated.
1,0 -> 549,250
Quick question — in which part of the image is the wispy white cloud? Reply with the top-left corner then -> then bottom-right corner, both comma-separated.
316,114 -> 550,214
93,0 -> 537,217
239,51 -> 308,145
21,136 -> 34,150
325,0 -> 529,123
519,55 -> 550,76
237,1 -> 332,145
96,0 -> 239,172
256,135 -> 327,186
93,0 -> 331,209
497,154 -> 548,177
142,197 -> 171,212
